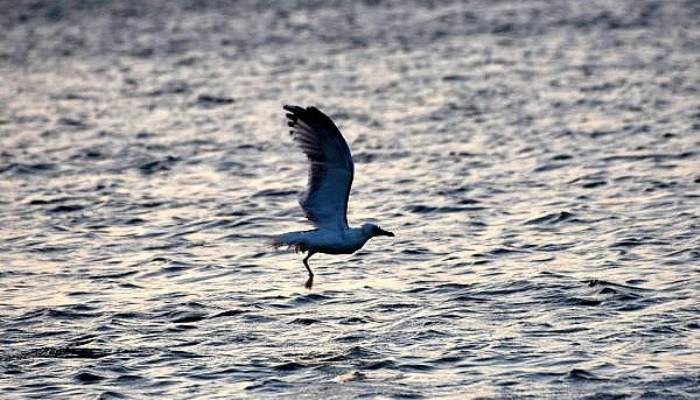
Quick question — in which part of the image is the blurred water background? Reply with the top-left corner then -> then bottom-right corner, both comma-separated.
1,0 -> 699,398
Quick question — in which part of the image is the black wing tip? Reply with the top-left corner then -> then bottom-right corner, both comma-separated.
283,104 -> 306,114
283,104 -> 334,127
283,104 -> 325,116
283,105 -> 306,126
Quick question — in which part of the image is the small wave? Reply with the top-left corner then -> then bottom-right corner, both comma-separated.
272,361 -> 307,372
170,312 -> 208,324
472,247 -> 528,258
253,189 -> 297,197
406,204 -> 484,214
74,371 -> 106,383
138,156 -> 180,174
195,94 -> 235,107
565,368 -> 605,381
48,204 -> 84,213
524,211 -> 576,225
0,162 -> 58,175
287,317 -> 321,325
1,346 -> 112,361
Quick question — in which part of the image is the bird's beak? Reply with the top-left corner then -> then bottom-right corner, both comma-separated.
376,228 -> 395,237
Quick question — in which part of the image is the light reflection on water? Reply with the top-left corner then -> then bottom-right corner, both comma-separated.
1,0 -> 699,399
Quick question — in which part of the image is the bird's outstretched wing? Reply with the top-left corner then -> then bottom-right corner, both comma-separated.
284,105 -> 354,230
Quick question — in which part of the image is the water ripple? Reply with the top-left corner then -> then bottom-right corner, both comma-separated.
1,0 -> 698,398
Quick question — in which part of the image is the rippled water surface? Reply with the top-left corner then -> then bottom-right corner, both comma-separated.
1,1 -> 699,398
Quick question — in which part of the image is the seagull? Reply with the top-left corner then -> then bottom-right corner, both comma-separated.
271,105 -> 395,289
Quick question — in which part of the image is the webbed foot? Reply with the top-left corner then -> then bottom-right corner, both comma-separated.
304,274 -> 314,290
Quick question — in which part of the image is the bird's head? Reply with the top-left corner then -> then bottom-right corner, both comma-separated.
361,223 -> 395,238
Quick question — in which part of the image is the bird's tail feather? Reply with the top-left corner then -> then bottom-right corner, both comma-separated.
267,232 -> 308,253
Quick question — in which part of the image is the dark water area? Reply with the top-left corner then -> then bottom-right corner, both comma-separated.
1,0 -> 699,398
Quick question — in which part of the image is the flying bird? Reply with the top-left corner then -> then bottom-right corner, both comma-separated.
271,105 -> 395,289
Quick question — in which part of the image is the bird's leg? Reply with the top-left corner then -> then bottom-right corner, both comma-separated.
303,252 -> 315,290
